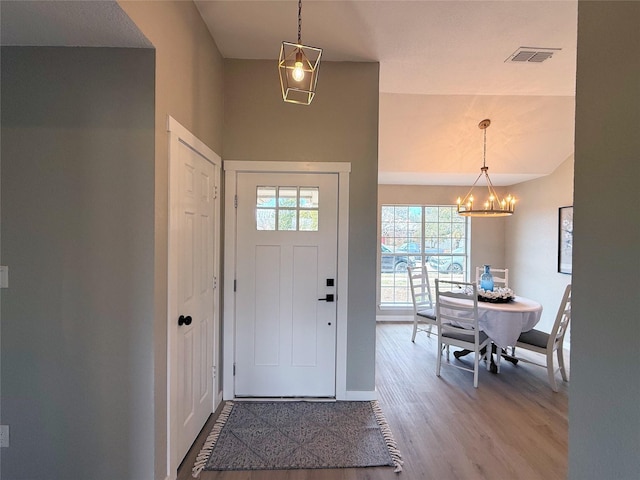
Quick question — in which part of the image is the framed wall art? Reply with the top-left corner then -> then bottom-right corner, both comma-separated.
558,206 -> 573,274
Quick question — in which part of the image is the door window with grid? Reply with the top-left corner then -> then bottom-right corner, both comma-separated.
380,205 -> 469,306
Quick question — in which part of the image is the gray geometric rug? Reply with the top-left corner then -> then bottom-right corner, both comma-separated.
192,400 -> 403,476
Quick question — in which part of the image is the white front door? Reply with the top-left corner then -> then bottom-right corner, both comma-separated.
235,172 -> 338,397
175,141 -> 216,460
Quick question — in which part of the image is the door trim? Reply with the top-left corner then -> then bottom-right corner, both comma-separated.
223,161 -> 351,400
167,116 -> 222,478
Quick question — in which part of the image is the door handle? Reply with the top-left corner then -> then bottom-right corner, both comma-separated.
178,315 -> 192,326
318,294 -> 334,302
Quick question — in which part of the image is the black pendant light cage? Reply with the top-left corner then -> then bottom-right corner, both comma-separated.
278,0 -> 322,105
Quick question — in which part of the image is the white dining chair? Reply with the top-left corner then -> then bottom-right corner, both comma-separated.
408,265 -> 436,342
475,266 -> 509,289
514,284 -> 572,392
435,279 -> 492,388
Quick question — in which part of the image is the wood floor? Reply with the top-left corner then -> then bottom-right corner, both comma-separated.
178,323 -> 568,480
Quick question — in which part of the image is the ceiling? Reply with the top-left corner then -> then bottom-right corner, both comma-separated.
0,1 -> 151,48
1,0 -> 578,186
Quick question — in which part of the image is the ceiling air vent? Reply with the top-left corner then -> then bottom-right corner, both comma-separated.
505,47 -> 561,63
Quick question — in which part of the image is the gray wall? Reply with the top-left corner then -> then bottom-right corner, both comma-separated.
570,2 -> 640,479
1,47 -> 155,480
118,3 -> 225,476
223,59 -> 380,392
506,156 -> 574,333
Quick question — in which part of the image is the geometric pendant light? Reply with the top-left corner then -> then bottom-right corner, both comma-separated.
278,0 -> 322,105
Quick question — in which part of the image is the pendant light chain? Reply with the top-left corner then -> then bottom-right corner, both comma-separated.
297,0 -> 302,44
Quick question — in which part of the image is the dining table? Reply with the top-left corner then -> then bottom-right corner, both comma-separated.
474,296 -> 543,349
440,295 -> 543,347
439,294 -> 543,372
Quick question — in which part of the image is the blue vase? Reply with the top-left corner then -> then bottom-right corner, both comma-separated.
480,265 -> 494,291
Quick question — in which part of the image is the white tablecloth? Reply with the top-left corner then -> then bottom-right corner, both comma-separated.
441,296 -> 543,349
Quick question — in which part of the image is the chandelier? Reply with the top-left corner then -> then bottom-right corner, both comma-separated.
456,119 -> 516,217
278,0 -> 322,105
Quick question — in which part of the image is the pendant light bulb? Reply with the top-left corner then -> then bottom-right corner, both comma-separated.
292,51 -> 305,82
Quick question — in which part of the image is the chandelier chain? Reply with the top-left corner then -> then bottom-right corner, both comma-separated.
483,127 -> 487,169
298,0 -> 302,43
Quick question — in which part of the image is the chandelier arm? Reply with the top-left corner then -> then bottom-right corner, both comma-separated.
482,169 -> 504,205
458,171 -> 485,205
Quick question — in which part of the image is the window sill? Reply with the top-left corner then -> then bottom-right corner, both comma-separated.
378,304 -> 412,312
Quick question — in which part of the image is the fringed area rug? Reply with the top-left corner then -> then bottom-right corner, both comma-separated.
192,400 -> 403,476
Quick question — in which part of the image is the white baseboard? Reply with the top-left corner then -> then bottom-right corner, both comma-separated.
343,389 -> 377,401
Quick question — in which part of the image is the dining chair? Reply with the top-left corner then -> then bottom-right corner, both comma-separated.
435,279 -> 492,388
514,284 -> 572,392
475,266 -> 509,288
408,265 -> 436,342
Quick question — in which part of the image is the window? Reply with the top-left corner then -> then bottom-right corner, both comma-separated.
380,205 -> 469,306
256,186 -> 319,231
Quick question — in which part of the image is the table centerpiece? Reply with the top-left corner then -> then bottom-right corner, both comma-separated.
477,286 -> 515,303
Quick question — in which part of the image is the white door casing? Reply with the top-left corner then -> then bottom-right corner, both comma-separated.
167,117 -> 221,478
223,161 -> 351,401
235,173 -> 338,397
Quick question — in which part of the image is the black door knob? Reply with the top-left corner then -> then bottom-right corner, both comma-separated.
178,315 -> 193,326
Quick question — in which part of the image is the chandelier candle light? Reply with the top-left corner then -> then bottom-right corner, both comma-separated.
278,0 -> 322,105
456,119 -> 516,217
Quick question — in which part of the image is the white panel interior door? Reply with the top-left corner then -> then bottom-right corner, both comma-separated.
235,172 -> 338,397
176,142 -> 215,460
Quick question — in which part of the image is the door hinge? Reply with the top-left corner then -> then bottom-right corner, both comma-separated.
213,185 -> 219,200
212,366 -> 216,380
213,276 -> 217,289
234,279 -> 237,292
233,364 -> 236,376
234,195 -> 238,208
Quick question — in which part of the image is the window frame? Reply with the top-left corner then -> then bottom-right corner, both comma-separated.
255,185 -> 320,231
380,204 -> 470,309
